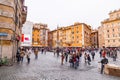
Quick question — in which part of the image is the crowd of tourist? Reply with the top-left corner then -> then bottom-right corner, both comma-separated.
16,46 -> 120,74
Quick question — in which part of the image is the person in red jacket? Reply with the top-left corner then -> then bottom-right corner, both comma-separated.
102,49 -> 106,57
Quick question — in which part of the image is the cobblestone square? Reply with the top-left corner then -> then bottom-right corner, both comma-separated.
0,51 -> 120,80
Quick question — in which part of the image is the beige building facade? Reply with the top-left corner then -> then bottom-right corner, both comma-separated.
98,26 -> 105,48
99,9 -> 120,48
0,0 -> 27,61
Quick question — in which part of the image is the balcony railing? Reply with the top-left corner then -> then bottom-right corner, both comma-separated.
0,0 -> 15,9
22,6 -> 27,24
0,9 -> 15,20
0,22 -> 15,31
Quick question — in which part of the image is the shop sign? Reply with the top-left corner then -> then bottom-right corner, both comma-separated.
0,33 -> 8,36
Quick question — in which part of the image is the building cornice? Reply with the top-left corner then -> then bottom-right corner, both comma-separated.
109,9 -> 120,14
101,17 -> 120,24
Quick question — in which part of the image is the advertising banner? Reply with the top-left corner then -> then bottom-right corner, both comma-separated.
21,34 -> 31,46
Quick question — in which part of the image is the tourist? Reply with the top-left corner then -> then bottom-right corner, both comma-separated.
20,48 -> 25,63
34,48 -> 38,59
100,56 -> 108,74
26,48 -> 31,64
91,50 -> 95,60
61,52 -> 65,65
87,54 -> 91,65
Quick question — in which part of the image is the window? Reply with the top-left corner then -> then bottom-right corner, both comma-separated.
37,38 -> 39,42
77,41 -> 79,43
113,29 -> 114,32
117,14 -> 119,17
119,39 -> 120,42
112,24 -> 114,27
72,36 -> 74,39
108,35 -> 109,38
77,31 -> 79,33
108,40 -> 110,43
72,32 -> 74,34
77,36 -> 79,38
94,37 -> 95,41
107,30 -> 109,32
113,34 -> 115,37
113,40 -> 115,42
119,33 -> 120,37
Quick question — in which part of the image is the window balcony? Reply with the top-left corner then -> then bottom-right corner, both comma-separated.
22,6 -> 27,24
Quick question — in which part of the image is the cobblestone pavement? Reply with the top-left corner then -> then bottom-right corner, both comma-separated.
0,51 -> 120,80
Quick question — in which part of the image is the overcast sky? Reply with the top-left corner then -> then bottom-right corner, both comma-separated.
25,0 -> 120,30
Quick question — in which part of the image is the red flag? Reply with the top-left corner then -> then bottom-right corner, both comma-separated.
21,34 -> 24,42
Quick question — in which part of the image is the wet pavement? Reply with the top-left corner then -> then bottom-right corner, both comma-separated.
0,51 -> 120,80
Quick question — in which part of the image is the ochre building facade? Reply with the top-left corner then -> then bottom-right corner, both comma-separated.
0,0 -> 27,61
32,23 -> 49,47
48,22 -> 92,48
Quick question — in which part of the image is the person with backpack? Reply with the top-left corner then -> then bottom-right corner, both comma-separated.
20,48 -> 25,63
100,56 -> 108,74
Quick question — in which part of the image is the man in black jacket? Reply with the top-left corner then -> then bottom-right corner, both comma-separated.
100,56 -> 108,74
